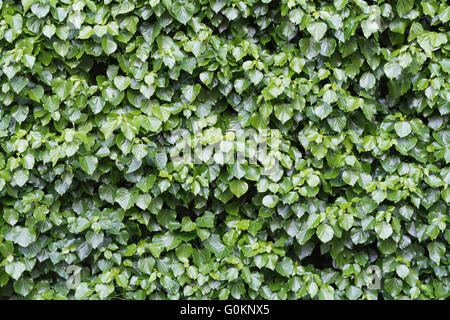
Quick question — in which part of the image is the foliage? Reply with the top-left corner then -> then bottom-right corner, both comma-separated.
0,0 -> 449,300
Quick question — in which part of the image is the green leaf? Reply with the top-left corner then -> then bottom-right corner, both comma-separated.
171,1 -> 196,24
394,121 -> 412,137
262,194 -> 279,208
89,96 -> 106,114
13,277 -> 34,297
115,188 -> 137,210
384,278 -> 403,297
234,79 -> 250,94
362,136 -> 377,151
230,180 -> 248,198
138,257 -> 156,274
276,257 -> 294,277
6,226 -> 36,247
360,72 -> 376,89
11,77 -> 29,93
4,209 -> 19,226
346,286 -> 362,300
396,264 -> 409,279
427,241 -> 445,264
11,105 -> 28,123
338,214 -> 354,231
307,22 -> 327,42
102,38 -> 117,55
249,69 -> 264,84
299,38 -> 320,60
274,104 -> 293,124
384,61 -> 402,79
397,0 -> 414,17
361,18 -> 379,38
43,24 -> 56,38
317,224 -> 334,243
375,221 -> 393,240
176,244 -> 193,263
5,261 -> 26,280
53,40 -> 69,57
75,283 -> 94,300
113,76 -> 132,91
306,214 -> 321,230
95,284 -> 114,300
86,231 -> 104,249
182,84 -> 201,103
22,0 -> 33,13
79,156 -> 98,175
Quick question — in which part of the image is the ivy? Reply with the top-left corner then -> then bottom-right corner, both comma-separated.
0,0 -> 448,300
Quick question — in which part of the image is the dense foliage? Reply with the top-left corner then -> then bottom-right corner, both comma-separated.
0,0 -> 449,300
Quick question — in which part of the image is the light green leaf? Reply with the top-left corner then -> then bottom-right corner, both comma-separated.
384,61 -> 402,79
317,224 -> 334,243
79,155 -> 98,175
375,221 -> 393,240
394,121 -> 412,137
307,22 -> 327,42
230,180 -> 248,198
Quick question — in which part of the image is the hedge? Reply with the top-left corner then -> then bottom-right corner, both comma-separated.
0,0 -> 449,300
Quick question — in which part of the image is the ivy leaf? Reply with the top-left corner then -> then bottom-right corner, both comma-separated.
394,121 -> 412,137
79,156 -> 98,175
397,0 -> 414,17
375,221 -> 393,240
299,38 -> 320,60
427,242 -> 445,264
115,188 -> 138,210
13,278 -> 34,297
95,284 -> 114,300
171,1 -> 196,24
114,76 -> 132,91
5,262 -> 26,280
11,77 -> 29,93
102,38 -> 117,55
182,84 -> 201,103
75,283 -> 94,300
6,226 -> 36,247
360,72 -> 376,89
396,265 -> 409,279
317,224 -> 334,243
276,257 -> 294,277
384,61 -> 402,79
138,257 -> 156,274
307,22 -> 327,42
13,169 -> 29,187
262,195 -> 279,208
0,0 -> 447,301
274,104 -> 293,124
